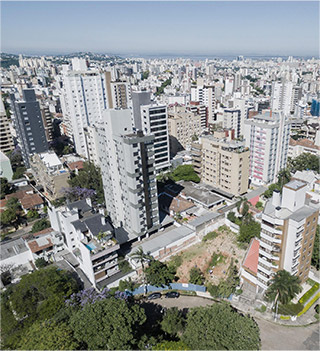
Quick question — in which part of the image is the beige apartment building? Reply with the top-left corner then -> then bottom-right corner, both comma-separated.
168,106 -> 202,154
192,130 -> 250,196
31,151 -> 70,200
0,97 -> 14,154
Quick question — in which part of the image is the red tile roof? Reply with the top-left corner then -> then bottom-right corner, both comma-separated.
28,237 -> 53,253
243,239 -> 260,275
248,195 -> 260,206
20,193 -> 43,210
67,161 -> 84,171
289,138 -> 320,150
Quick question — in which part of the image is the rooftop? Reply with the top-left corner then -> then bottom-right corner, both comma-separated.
0,238 -> 29,261
242,238 -> 259,274
284,179 -> 307,190
39,152 -> 62,168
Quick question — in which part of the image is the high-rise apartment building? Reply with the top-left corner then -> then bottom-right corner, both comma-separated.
241,181 -> 319,292
223,109 -> 241,138
271,81 -> 294,115
96,109 -> 159,239
60,66 -> 108,158
40,105 -> 53,142
188,102 -> 207,129
193,130 -> 250,196
244,111 -> 291,185
191,85 -> 216,124
105,71 -> 131,110
132,91 -> 151,130
10,89 -> 49,168
168,106 -> 202,154
0,97 -> 14,154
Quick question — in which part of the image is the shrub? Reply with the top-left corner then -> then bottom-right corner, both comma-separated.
31,219 -> 50,233
298,292 -> 320,316
299,282 -> 319,304
277,302 -> 303,316
207,252 -> 224,271
202,231 -> 218,242
189,267 -> 205,285
168,255 -> 183,270
118,259 -> 132,273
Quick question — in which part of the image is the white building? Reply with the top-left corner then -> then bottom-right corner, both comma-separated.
271,81 -> 300,115
95,109 -> 160,239
244,110 -> 291,185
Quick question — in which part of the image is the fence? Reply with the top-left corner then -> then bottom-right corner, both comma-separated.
131,282 -> 206,295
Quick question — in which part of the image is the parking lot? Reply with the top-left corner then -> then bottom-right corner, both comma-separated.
141,295 -> 320,350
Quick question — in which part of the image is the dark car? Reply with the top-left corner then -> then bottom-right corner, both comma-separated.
165,291 -> 180,298
147,292 -> 162,300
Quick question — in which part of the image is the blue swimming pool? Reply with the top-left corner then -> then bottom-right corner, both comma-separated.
85,243 -> 97,251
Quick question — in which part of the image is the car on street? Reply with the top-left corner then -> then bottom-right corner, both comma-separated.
147,292 -> 162,300
165,291 -> 180,298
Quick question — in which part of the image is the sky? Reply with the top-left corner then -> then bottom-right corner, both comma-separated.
1,1 -> 319,57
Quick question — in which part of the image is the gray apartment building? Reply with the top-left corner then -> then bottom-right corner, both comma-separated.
10,89 -> 49,168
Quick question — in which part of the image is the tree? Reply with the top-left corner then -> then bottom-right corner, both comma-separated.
161,307 -> 184,337
311,225 -> 319,270
18,321 -> 80,350
130,247 -> 151,271
227,211 -> 237,223
119,278 -> 136,292
68,161 -> 104,204
9,266 -> 79,322
144,260 -> 176,287
26,209 -> 40,220
238,219 -> 261,243
287,153 -> 320,173
189,267 -> 205,285
155,340 -> 189,350
0,177 -> 12,199
170,165 -> 200,183
35,257 -> 49,269
62,186 -> 96,202
69,297 -> 146,350
182,303 -> 260,350
0,208 -> 17,226
12,166 -> 26,180
6,197 -> 20,212
265,270 -> 302,305
31,218 -> 50,233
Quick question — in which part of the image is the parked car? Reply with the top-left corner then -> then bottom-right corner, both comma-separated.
165,291 -> 180,298
147,292 -> 162,300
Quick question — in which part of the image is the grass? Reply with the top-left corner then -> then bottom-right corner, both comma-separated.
299,283 -> 319,304
297,292 -> 320,317
207,252 -> 225,272
168,255 -> 183,270
255,305 -> 267,313
307,278 -> 317,286
202,231 -> 218,242
277,303 -> 304,316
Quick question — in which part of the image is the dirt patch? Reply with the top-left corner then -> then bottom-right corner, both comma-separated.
174,228 -> 246,284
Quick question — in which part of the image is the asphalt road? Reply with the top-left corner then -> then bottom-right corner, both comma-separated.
142,295 -> 320,350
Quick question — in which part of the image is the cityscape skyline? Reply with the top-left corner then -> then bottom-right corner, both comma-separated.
1,1 -> 319,56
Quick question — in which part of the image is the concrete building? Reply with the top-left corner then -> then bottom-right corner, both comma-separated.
140,104 -> 170,173
10,89 -> 49,168
40,105 -> 53,142
60,64 -> 108,158
95,109 -> 160,239
191,85 -> 216,124
105,71 -> 131,110
271,82 -> 300,115
188,102 -> 207,129
241,181 -> 319,292
168,106 -> 202,154
48,199 -> 120,288
31,151 -> 70,200
0,151 -> 13,181
0,97 -> 14,154
193,130 -> 250,196
132,91 -> 151,130
244,110 -> 291,185
223,109 -> 241,138
288,138 -> 320,159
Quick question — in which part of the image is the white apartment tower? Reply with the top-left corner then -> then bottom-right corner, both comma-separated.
191,85 -> 216,124
244,111 -> 291,185
256,181 -> 319,291
60,60 -> 108,158
271,81 -> 294,115
96,109 -> 160,239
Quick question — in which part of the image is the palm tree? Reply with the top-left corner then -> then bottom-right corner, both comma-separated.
130,247 -> 150,270
266,270 -> 302,306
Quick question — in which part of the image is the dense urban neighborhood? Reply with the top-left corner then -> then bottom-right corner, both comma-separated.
1,1 -> 320,351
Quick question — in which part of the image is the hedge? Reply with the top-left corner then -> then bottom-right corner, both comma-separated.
297,292 -> 320,317
299,283 -> 319,304
280,315 -> 291,320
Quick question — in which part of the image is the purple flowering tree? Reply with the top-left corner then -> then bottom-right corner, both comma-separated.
61,186 -> 96,202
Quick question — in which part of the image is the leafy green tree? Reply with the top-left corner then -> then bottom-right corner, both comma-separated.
9,267 -> 79,322
311,225 -> 319,270
0,208 -> 17,226
189,267 -> 205,285
154,340 -> 189,350
182,303 -> 260,350
12,166 -> 26,180
170,165 -> 200,183
287,153 -> 320,172
35,257 -> 49,269
264,183 -> 281,198
26,209 -> 40,220
130,247 -> 151,270
227,211 -> 237,223
238,219 -> 261,243
18,321 -> 80,350
31,218 -> 50,233
0,177 -> 12,199
6,197 -> 20,212
265,270 -> 302,305
161,307 -> 184,337
119,278 -> 136,292
68,161 -> 104,204
69,298 -> 146,350
144,260 -> 176,287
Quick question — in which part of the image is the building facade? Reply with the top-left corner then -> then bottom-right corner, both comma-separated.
0,97 -> 14,154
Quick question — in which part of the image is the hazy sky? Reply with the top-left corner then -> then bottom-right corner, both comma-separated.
1,1 -> 319,56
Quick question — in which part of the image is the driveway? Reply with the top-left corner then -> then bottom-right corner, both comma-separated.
141,295 -> 320,350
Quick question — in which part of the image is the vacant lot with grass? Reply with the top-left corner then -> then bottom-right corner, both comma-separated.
169,226 -> 247,284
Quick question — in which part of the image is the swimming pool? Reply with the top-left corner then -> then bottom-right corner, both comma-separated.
85,243 -> 97,251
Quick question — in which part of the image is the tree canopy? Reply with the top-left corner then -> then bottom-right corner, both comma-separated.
170,165 -> 200,183
68,161 -> 104,204
265,270 -> 302,305
0,177 -> 13,199
311,225 -> 319,270
189,267 -> 205,285
287,153 -> 320,173
182,303 -> 260,350
144,260 -> 176,287
30,218 -> 50,233
161,307 -> 184,337
70,297 -> 146,350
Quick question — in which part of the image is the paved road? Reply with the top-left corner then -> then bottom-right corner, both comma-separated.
142,295 -> 320,350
